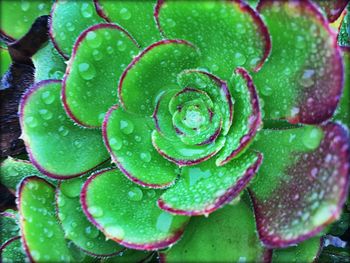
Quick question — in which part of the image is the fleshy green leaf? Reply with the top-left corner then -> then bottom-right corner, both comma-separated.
119,39 -> 200,116
1,47 -> 11,77
19,80 -> 109,179
156,0 -> 271,79
152,129 -> 226,166
253,0 -> 344,124
0,211 -> 19,244
249,123 -> 350,247
32,41 -> 66,82
95,0 -> 161,47
81,168 -> 189,250
102,250 -> 152,263
337,6 -> 350,47
334,47 -> 350,127
158,151 -> 262,216
62,24 -> 139,127
159,195 -> 268,262
216,68 -> 262,166
50,0 -> 105,58
0,236 -> 26,263
0,1 -> 51,40
272,237 -> 322,263
103,105 -> 178,188
18,176 -> 74,262
56,176 -> 124,256
0,157 -> 43,191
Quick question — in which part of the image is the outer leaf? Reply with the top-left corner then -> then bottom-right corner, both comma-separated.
0,236 -> 26,263
159,195 -> 268,262
0,211 -> 19,244
95,0 -> 161,47
0,157 -> 42,191
216,67 -> 262,166
62,24 -> 139,127
0,1 -> 51,40
102,250 -> 152,263
334,47 -> 350,127
249,123 -> 350,247
0,47 -> 11,77
81,168 -> 190,251
119,39 -> 201,116
18,176 -> 74,262
158,151 -> 262,216
156,0 -> 271,79
32,41 -> 66,82
56,177 -> 124,257
272,237 -> 322,263
49,0 -> 105,58
103,105 -> 178,188
254,0 -> 344,124
19,80 -> 109,179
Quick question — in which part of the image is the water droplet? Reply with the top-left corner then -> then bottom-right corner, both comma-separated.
134,135 -> 142,142
84,226 -> 99,239
88,206 -> 103,218
261,86 -> 272,96
234,52 -> 246,66
156,212 -> 173,233
31,250 -> 41,261
140,152 -> 151,163
302,126 -> 323,150
166,18 -> 176,27
107,46 -> 114,54
92,49 -> 103,61
81,3 -> 93,18
299,69 -> 315,88
117,40 -> 126,51
128,187 -> 143,201
41,90 -> 55,104
65,22 -> 75,32
78,62 -> 96,80
120,8 -> 131,20
25,116 -> 38,128
109,137 -> 122,150
21,1 -> 30,11
39,109 -> 53,120
58,126 -> 69,137
120,119 -> 134,135
86,31 -> 102,48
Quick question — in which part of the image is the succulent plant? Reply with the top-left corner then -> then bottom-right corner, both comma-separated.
1,0 -> 350,262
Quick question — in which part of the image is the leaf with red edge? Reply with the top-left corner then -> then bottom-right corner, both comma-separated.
19,80 -> 109,179
62,24 -> 139,128
272,237 -> 323,263
18,176 -> 74,262
216,67 -> 262,166
249,123 -> 350,248
159,194 -> 268,262
253,0 -> 344,124
313,0 -> 350,23
0,1 -> 51,40
103,105 -> 179,188
81,168 -> 190,251
156,0 -> 271,79
50,0 -> 105,58
95,0 -> 161,47
158,151 -> 262,216
0,236 -> 26,263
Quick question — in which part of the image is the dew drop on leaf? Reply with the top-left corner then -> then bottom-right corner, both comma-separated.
128,186 -> 143,201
